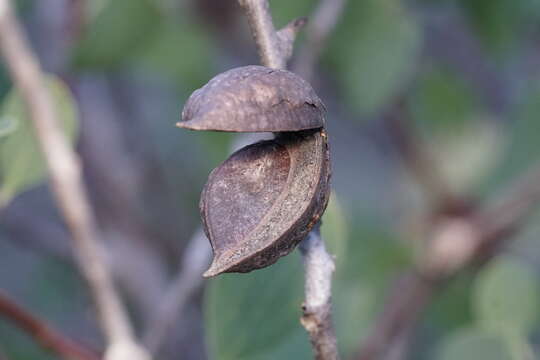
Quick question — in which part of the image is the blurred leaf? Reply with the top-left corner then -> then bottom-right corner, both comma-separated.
73,0 -> 161,68
459,0 -> 540,53
0,114 -> 17,138
492,88 -> 540,186
0,76 -> 79,206
410,66 -> 479,134
321,192 -> 348,261
409,66 -> 504,193
328,0 -> 421,117
429,119 -> 504,194
205,253 -> 310,360
333,225 -> 411,357
473,256 -> 539,335
428,272 -> 474,331
435,328 -> 514,360
137,19 -> 214,88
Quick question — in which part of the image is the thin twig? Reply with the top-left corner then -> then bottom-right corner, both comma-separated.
238,0 -> 285,68
237,1 -> 340,359
0,290 -> 100,360
143,229 -> 211,354
299,226 -> 339,360
0,2 -> 150,359
292,0 -> 347,81
238,0 -> 305,69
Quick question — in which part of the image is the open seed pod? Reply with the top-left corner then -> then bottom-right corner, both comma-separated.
201,130 -> 330,277
178,65 -> 331,276
178,65 -> 325,132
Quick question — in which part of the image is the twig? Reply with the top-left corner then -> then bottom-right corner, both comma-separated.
143,229 -> 211,354
238,1 -> 340,359
0,2 -> 150,359
238,0 -> 305,69
0,290 -> 100,360
299,226 -> 340,360
292,0 -> 347,81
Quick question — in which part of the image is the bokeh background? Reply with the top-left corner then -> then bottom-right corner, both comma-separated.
1,0 -> 540,359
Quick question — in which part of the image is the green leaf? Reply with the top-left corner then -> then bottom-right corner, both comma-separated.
410,66 -> 479,134
205,252 -> 310,360
0,114 -> 17,138
136,19 -> 214,88
473,256 -> 539,335
409,66 -> 504,193
435,328 -> 515,360
459,0 -> 540,53
72,0 -> 161,68
321,192 -> 348,262
0,75 -> 79,206
328,0 -> 421,116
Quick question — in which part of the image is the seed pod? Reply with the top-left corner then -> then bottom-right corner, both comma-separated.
178,65 -> 325,132
201,129 -> 330,277
178,65 -> 331,276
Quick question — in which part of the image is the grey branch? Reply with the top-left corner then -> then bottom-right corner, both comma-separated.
0,1 -> 150,359
299,226 -> 340,360
238,0 -> 305,68
143,228 -> 211,355
238,1 -> 340,359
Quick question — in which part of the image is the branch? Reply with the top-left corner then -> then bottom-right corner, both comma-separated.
0,2 -> 150,359
292,0 -> 347,82
238,0 -> 305,68
354,160 -> 540,360
143,229 -> 211,354
238,1 -> 340,359
299,226 -> 340,360
0,290 -> 100,360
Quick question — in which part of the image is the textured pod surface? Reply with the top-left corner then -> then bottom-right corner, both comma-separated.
178,65 -> 325,132
201,129 -> 331,277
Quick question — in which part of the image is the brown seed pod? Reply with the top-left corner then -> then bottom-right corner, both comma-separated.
178,65 -> 325,132
201,129 -> 331,277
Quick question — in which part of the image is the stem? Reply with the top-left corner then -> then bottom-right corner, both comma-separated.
238,0 -> 284,69
0,2 -> 150,359
237,1 -> 340,359
299,226 -> 340,360
0,290 -> 100,360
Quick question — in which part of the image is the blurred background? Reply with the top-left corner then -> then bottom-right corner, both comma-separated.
1,0 -> 540,359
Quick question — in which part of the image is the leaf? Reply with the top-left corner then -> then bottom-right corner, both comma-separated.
473,256 -> 539,335
435,328 -> 515,360
0,75 -> 79,206
321,192 -> 349,261
459,0 -> 540,53
428,120 -> 504,194
410,66 -> 479,134
72,0 -> 161,68
0,114 -> 17,138
205,252 -> 309,360
135,19 -> 214,87
328,0 -> 421,116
